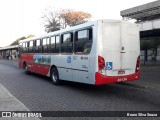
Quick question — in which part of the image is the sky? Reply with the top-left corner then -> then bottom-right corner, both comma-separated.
0,0 -> 154,47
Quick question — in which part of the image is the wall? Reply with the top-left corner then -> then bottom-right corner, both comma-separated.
139,19 -> 160,31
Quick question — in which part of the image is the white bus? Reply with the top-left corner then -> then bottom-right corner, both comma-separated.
19,19 -> 140,85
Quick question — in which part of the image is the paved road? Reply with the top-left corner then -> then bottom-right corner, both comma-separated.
0,60 -> 160,120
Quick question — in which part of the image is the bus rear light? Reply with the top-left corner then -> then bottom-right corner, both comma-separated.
98,55 -> 105,71
135,55 -> 140,73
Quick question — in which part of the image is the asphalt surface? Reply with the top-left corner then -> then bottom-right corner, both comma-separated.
0,60 -> 160,120
0,83 -> 29,111
119,65 -> 160,92
0,84 -> 40,120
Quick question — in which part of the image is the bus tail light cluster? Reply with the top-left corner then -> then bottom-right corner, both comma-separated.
135,55 -> 140,73
98,55 -> 105,71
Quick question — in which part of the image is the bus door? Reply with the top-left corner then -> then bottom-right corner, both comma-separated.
120,23 -> 139,75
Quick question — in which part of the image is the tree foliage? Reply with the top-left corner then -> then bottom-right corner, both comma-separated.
27,35 -> 35,38
10,36 -> 26,46
42,8 -> 92,33
10,35 -> 34,46
45,19 -> 61,33
60,10 -> 91,27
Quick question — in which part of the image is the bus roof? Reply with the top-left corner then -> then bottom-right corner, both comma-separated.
18,19 -> 130,43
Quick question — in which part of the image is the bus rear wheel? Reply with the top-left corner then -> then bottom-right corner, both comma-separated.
51,68 -> 60,85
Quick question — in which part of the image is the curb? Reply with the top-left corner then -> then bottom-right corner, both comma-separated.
0,84 -> 29,111
0,84 -> 40,120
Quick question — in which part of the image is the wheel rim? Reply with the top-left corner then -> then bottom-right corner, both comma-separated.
52,72 -> 57,82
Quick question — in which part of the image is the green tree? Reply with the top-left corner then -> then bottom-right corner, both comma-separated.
45,19 -> 61,33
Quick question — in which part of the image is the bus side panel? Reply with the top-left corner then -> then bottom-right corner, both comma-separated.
21,53 -> 34,72
90,22 -> 101,85
72,55 -> 90,84
51,55 -> 73,81
18,57 -> 23,69
18,54 -> 34,69
19,54 -> 51,76
35,64 -> 50,76
32,54 -> 51,76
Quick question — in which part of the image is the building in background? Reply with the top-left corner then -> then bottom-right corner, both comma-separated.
121,0 -> 160,64
0,45 -> 18,60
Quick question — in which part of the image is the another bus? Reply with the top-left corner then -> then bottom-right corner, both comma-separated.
18,19 -> 140,85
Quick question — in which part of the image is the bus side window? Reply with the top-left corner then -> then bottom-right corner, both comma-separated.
22,42 -> 27,53
50,35 -> 60,53
50,36 -> 56,53
42,38 -> 48,53
26,42 -> 29,53
61,33 -> 73,54
19,42 -> 23,54
35,39 -> 41,53
28,40 -> 34,53
46,37 -> 50,53
50,35 -> 60,54
75,28 -> 92,54
55,36 -> 60,53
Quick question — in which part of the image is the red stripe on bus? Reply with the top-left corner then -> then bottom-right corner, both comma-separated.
95,71 -> 140,85
18,54 -> 50,76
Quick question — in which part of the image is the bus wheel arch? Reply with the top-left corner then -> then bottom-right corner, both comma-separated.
50,65 -> 60,85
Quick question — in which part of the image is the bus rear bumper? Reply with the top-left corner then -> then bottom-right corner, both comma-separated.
95,71 -> 140,85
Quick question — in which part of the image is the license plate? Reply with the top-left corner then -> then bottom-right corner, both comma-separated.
118,70 -> 125,74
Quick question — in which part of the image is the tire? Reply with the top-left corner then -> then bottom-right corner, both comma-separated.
24,64 -> 30,75
50,68 -> 60,85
